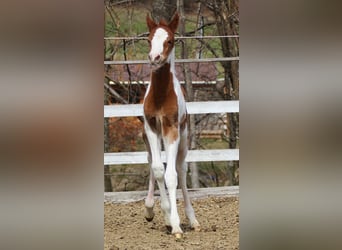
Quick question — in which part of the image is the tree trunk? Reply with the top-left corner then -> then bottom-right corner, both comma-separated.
202,0 -> 239,185
104,165 -> 113,192
104,87 -> 113,192
178,0 -> 200,188
221,0 -> 239,185
151,0 -> 177,22
150,0 -> 199,188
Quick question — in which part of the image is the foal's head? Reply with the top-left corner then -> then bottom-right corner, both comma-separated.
146,13 -> 179,70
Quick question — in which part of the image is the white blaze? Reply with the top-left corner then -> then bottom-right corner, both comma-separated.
149,28 -> 168,61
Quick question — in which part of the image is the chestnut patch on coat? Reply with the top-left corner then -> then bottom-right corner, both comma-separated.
162,113 -> 179,143
144,63 -> 180,143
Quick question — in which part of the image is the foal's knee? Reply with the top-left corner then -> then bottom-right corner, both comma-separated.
151,163 -> 164,181
165,171 -> 178,190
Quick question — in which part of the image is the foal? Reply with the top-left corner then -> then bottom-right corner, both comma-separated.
143,13 -> 200,238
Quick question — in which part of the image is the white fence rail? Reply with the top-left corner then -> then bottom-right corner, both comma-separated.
104,100 -> 239,118
104,57 -> 239,65
104,101 -> 239,165
104,149 -> 239,165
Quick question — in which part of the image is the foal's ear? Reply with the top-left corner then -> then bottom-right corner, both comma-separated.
168,12 -> 179,33
146,14 -> 157,31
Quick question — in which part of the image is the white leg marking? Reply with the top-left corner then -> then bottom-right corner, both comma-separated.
164,136 -> 183,235
177,130 -> 201,231
145,169 -> 155,221
144,123 -> 171,226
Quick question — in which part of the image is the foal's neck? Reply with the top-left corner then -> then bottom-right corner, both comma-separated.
149,49 -> 177,105
150,48 -> 176,89
168,48 -> 176,74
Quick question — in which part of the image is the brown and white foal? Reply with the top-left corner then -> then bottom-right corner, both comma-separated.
143,13 -> 200,238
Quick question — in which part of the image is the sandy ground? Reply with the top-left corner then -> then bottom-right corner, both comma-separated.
104,196 -> 239,250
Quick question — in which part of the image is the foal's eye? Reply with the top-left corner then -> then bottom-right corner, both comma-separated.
167,40 -> 172,45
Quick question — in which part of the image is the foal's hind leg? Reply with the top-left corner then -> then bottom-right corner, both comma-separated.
177,133 -> 201,231
178,161 -> 200,231
145,169 -> 155,221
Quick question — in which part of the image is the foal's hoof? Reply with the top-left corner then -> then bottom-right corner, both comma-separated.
145,216 -> 154,222
174,233 -> 183,239
192,221 -> 201,232
193,224 -> 201,232
144,209 -> 155,222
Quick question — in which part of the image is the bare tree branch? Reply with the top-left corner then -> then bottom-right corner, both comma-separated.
105,5 -> 121,33
123,39 -> 133,103
183,22 -> 216,36
104,82 -> 128,104
193,38 -> 220,58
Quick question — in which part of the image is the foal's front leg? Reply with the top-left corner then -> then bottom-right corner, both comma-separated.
143,133 -> 155,221
144,125 -> 171,227
163,131 -> 183,238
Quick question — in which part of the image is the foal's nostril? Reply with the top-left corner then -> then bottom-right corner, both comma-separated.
149,54 -> 161,64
